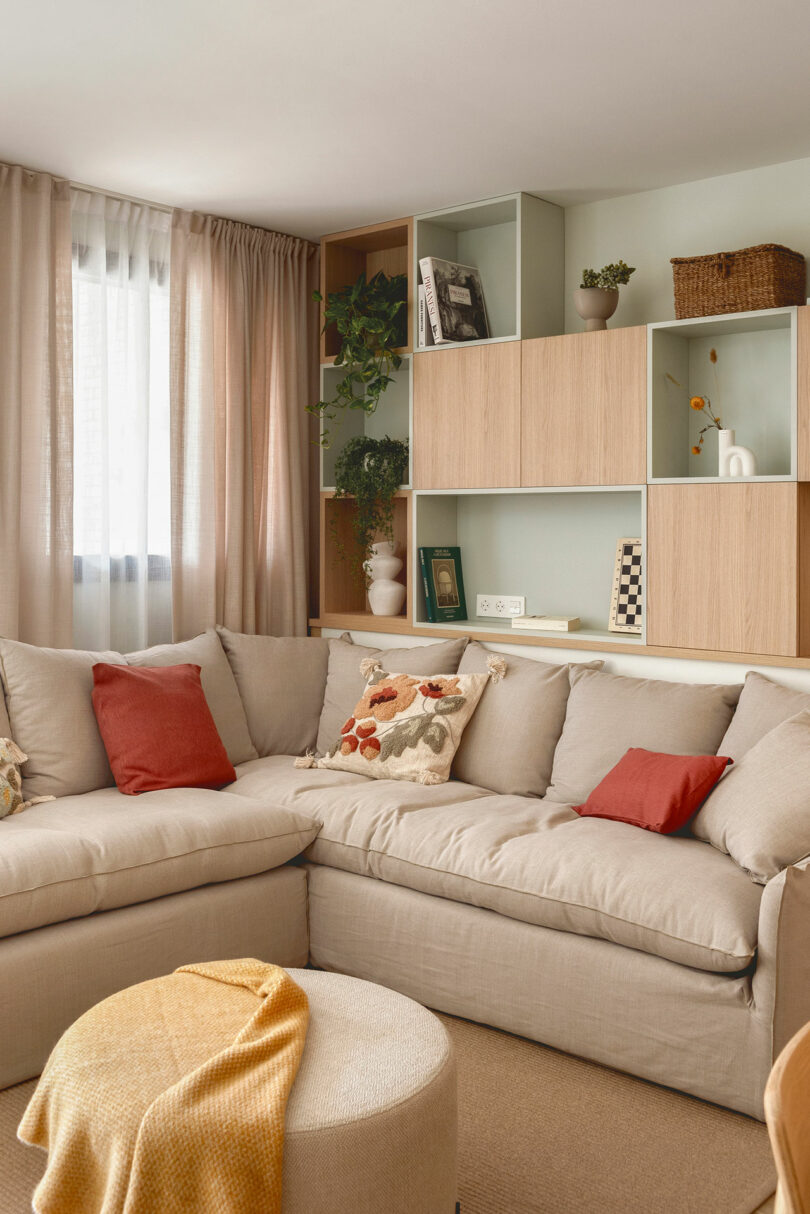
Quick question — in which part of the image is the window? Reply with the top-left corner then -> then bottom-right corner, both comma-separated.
71,190 -> 172,652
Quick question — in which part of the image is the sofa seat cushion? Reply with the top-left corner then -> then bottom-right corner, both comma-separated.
0,787 -> 320,940
230,756 -> 494,876
367,796 -> 762,973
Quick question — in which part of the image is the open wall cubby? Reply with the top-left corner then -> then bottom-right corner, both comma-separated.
320,217 -> 413,363
413,487 -> 646,644
414,192 -> 564,352
320,356 -> 412,491
319,491 -> 411,622
648,307 -> 797,482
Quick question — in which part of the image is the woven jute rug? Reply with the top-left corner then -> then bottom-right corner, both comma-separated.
0,1013 -> 776,1213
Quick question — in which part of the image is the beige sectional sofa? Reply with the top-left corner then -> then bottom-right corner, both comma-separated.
1,627 -> 809,1121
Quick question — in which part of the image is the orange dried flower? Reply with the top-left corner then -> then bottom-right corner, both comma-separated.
689,396 -> 705,411
691,445 -> 701,455
709,348 -> 717,363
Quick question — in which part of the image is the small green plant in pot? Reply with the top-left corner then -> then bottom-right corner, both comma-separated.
309,271 -> 407,447
332,435 -> 409,580
574,260 -> 636,331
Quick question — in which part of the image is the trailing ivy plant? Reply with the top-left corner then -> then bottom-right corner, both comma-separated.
309,270 -> 407,447
332,435 -> 409,579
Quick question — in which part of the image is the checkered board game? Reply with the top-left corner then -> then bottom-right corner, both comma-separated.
609,538 -> 642,634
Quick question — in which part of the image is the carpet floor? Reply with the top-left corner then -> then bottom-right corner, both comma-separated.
0,1014 -> 776,1213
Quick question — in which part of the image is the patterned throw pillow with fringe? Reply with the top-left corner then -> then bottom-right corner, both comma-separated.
0,739 -> 54,819
296,654 -> 506,785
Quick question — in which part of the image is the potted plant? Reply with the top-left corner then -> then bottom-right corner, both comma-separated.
332,435 -> 409,597
309,271 -> 407,447
574,261 -> 636,331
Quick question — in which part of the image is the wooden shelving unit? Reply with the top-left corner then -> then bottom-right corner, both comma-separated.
319,491 -> 411,622
648,307 -> 797,482
414,192 -> 564,352
320,217 -> 413,363
312,194 -> 810,668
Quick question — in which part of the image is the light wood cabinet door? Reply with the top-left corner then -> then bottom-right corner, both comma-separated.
647,483 -> 800,656
412,342 -> 521,489
521,327 -> 646,486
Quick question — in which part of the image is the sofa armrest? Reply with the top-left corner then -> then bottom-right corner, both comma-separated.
754,855 -> 810,1062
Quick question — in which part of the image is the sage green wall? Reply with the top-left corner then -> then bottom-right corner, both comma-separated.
564,156 -> 810,333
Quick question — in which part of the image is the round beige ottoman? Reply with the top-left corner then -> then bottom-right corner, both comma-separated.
282,970 -> 457,1213
25,967 -> 457,1214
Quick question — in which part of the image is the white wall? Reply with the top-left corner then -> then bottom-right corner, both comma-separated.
564,155 -> 810,333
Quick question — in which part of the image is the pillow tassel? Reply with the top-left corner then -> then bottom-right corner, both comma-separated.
1,738 -> 28,766
417,770 -> 444,786
486,655 -> 507,683
294,752 -> 318,769
359,657 -> 383,680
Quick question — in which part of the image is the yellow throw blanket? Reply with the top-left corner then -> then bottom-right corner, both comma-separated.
18,959 -> 309,1214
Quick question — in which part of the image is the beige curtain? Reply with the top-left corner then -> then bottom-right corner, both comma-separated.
170,211 -> 318,639
0,164 -> 74,647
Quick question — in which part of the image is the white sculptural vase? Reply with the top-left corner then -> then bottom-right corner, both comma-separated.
717,428 -> 757,478
364,542 -> 406,616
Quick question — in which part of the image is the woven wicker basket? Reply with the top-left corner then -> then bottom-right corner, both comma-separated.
670,243 -> 806,319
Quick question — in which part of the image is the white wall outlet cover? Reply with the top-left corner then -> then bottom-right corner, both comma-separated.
476,594 -> 526,619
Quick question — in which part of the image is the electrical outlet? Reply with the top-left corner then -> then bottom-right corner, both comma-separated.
476,594 -> 526,619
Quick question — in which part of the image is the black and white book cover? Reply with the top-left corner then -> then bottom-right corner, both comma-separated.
419,257 -> 489,343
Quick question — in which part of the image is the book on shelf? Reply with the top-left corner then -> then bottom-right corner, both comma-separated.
511,615 -> 581,632
417,284 -> 434,348
419,257 -> 489,345
419,546 -> 467,622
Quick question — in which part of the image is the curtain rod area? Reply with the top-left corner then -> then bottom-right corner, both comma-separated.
69,178 -> 173,214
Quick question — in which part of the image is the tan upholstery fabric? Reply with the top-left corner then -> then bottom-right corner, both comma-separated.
0,637 -> 125,799
217,627 -> 329,757
126,629 -> 257,765
0,684 -> 10,740
452,642 -> 602,796
693,711 -> 810,882
170,211 -> 319,638
306,864 -> 771,1118
719,671 -> 810,761
756,858 -> 810,1067
281,971 -> 457,1214
545,667 -> 741,806
367,794 -> 760,972
0,866 -> 309,1089
232,756 -> 492,877
0,164 -> 74,649
317,635 -> 469,753
0,785 -> 319,939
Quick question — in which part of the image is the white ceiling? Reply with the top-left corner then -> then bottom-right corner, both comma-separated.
3,0 -> 810,240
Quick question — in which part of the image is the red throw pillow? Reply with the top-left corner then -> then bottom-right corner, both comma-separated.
92,663 -> 236,795
573,748 -> 732,834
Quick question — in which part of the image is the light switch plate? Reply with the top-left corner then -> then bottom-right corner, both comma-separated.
476,594 -> 526,619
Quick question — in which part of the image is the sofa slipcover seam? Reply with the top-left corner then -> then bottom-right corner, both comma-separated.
366,850 -> 754,965
0,829 -> 318,902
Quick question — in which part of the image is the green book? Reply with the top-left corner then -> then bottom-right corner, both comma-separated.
419,546 -> 467,623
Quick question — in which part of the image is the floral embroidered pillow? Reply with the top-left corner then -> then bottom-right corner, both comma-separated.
0,739 -> 54,819
298,655 -> 505,785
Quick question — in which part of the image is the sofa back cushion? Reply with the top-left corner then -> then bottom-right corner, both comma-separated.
217,627 -> 329,757
545,667 -> 741,806
316,635 -> 468,755
0,638 -> 126,798
693,710 -> 810,882
718,671 -> 810,761
126,630 -> 256,766
451,642 -> 602,796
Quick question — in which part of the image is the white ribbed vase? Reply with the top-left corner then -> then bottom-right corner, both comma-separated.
365,543 -> 406,616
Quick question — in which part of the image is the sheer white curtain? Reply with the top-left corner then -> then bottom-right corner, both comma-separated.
71,190 -> 172,652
